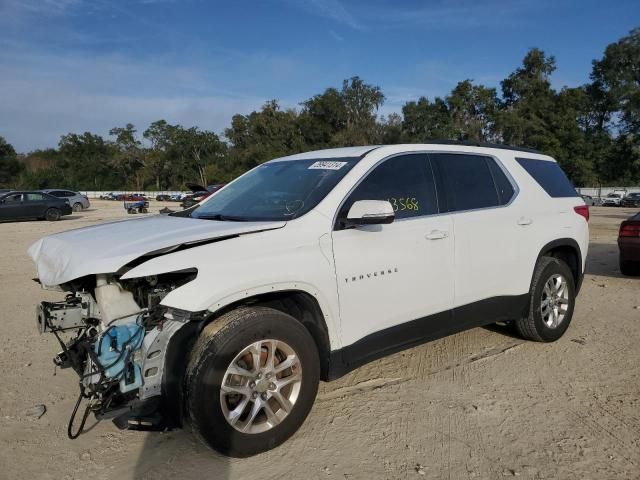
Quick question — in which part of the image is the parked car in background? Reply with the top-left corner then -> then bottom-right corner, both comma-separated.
602,192 -> 625,206
181,183 -> 225,209
156,194 -> 172,201
99,192 -> 121,200
621,192 -> 640,208
580,194 -> 596,206
120,193 -> 148,202
0,188 -> 14,194
0,191 -> 72,221
41,189 -> 90,212
618,212 -> 640,275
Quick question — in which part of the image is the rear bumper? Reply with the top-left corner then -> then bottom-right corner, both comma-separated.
618,238 -> 640,262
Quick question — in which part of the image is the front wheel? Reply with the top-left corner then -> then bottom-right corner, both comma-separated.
515,256 -> 576,342
72,202 -> 83,212
186,307 -> 320,457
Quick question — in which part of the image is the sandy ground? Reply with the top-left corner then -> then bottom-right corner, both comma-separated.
0,200 -> 639,480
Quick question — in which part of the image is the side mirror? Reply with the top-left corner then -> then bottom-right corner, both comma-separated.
345,200 -> 395,226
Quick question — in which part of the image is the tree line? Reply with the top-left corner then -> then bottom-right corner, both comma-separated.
1,28 -> 639,191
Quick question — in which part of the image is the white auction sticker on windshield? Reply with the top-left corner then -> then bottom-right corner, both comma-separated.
308,161 -> 347,170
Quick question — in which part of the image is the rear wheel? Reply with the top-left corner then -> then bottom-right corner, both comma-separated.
186,307 -> 320,457
72,202 -> 83,212
44,208 -> 61,221
515,256 -> 576,342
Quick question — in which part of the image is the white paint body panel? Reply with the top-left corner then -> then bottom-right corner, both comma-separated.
30,144 -> 589,353
28,215 -> 285,286
332,215 -> 454,346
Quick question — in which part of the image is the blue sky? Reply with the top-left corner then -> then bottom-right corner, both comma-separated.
1,0 -> 638,152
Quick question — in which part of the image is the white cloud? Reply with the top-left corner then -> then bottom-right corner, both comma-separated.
0,0 -> 81,20
329,29 -> 344,42
284,0 -> 362,30
0,47 -> 275,152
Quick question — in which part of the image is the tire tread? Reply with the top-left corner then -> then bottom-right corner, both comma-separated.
515,256 -> 573,342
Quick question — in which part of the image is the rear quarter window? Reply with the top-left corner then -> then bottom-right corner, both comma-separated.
515,157 -> 577,198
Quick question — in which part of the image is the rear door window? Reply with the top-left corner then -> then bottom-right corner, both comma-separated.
430,153 -> 503,212
25,193 -> 45,202
487,159 -> 515,205
515,157 -> 577,198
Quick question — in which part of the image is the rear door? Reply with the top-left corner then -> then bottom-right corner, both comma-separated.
23,193 -> 50,217
331,153 -> 455,355
429,152 -> 527,316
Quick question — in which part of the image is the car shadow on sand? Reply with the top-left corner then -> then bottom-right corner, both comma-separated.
133,429 -> 232,480
584,242 -> 634,280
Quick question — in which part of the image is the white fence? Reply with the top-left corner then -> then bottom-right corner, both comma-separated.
80,191 -> 185,199
80,187 -> 640,200
575,187 -> 640,197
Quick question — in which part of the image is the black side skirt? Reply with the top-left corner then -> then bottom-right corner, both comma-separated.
326,294 -> 528,380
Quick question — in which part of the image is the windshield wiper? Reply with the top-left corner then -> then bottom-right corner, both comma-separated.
196,213 -> 250,222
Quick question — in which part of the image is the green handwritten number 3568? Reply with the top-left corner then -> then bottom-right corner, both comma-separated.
388,197 -> 419,211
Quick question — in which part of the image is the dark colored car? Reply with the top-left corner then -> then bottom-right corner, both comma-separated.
621,193 -> 640,208
0,191 -> 72,221
156,194 -> 171,201
618,212 -> 640,275
181,183 -> 225,209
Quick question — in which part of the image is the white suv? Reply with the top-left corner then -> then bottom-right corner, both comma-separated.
30,143 -> 589,456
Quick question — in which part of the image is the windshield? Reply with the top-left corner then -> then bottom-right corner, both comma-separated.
190,157 -> 360,221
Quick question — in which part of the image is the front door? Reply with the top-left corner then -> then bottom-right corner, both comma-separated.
0,193 -> 26,219
331,154 -> 454,362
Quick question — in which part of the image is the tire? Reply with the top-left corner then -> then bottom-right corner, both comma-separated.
515,256 -> 576,342
44,208 -> 61,221
186,306 -> 320,457
620,260 -> 640,276
72,202 -> 83,212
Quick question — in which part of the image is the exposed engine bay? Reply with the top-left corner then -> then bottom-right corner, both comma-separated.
37,270 -> 199,438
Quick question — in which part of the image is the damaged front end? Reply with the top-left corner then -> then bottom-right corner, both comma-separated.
37,270 -> 203,438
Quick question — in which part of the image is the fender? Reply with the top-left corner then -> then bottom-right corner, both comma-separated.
535,238 -> 584,293
204,281 -> 341,351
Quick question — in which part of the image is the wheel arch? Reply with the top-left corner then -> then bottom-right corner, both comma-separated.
536,238 -> 583,293
205,289 -> 334,381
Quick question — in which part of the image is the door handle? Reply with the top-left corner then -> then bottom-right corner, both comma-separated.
517,217 -> 533,226
425,229 -> 449,240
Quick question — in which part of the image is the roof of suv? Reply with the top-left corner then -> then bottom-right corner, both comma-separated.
272,142 -> 544,162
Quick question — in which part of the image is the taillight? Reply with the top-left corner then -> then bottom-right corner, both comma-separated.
619,223 -> 640,238
574,205 -> 589,221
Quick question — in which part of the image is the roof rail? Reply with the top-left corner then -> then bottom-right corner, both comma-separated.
422,140 -> 542,155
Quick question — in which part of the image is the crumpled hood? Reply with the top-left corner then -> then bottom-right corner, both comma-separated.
28,215 -> 286,287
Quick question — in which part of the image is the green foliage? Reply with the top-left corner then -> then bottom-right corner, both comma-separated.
0,136 -> 22,187
3,29 -> 640,190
